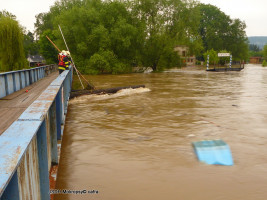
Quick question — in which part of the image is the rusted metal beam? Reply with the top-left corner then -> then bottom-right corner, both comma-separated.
0,121 -> 42,197
17,136 -> 40,200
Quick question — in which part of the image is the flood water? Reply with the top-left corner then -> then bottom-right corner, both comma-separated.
55,64 -> 267,200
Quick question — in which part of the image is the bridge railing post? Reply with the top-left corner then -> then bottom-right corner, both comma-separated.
55,88 -> 62,140
36,120 -> 50,200
63,70 -> 72,115
50,100 -> 58,164
63,79 -> 68,115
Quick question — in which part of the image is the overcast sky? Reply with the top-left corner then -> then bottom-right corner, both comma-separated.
0,0 -> 57,32
0,0 -> 266,36
198,0 -> 266,36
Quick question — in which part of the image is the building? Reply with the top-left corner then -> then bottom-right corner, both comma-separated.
27,55 -> 46,67
249,57 -> 262,64
174,45 -> 196,66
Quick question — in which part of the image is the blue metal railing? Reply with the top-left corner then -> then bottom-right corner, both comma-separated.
0,65 -> 57,99
0,66 -> 73,200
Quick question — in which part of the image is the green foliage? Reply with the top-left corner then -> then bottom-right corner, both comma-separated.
39,30 -> 58,64
249,49 -> 263,58
195,60 -> 202,65
87,53 -> 109,74
249,44 -> 260,52
0,10 -> 16,20
0,11 -> 27,71
197,4 -> 248,61
263,45 -> 267,61
262,60 -> 267,67
128,0 -> 201,70
249,42 -> 267,59
248,36 -> 267,49
204,49 -> 218,64
157,44 -> 181,70
24,31 -> 39,56
86,50 -> 130,74
34,0 -> 249,74
218,50 -> 231,65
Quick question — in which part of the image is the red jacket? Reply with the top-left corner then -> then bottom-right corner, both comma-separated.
58,54 -> 66,67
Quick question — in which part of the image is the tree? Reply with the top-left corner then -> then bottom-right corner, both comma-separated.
35,0 -> 203,73
35,0 -> 144,74
197,4 -> 248,61
0,11 -> 27,71
38,30 -> 58,64
218,50 -> 231,65
204,49 -> 218,65
34,0 -> 249,73
262,60 -> 267,67
249,44 -> 260,52
128,0 -> 201,70
0,10 -> 16,20
24,31 -> 40,56
227,19 -> 249,61
263,44 -> 267,61
165,0 -> 203,57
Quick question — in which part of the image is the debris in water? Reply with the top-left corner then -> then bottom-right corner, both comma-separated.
70,85 -> 146,99
187,134 -> 195,137
192,139 -> 234,166
144,67 -> 153,73
69,87 -> 151,104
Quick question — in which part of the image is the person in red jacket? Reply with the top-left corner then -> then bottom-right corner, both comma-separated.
58,50 -> 71,74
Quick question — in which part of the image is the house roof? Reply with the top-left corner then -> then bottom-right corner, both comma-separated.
27,55 -> 45,63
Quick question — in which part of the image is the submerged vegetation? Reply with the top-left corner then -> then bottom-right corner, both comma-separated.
1,0 -> 249,73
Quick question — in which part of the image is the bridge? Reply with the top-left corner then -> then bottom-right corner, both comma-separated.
0,65 -> 73,199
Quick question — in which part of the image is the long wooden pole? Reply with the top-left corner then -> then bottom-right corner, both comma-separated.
57,28 -> 95,89
46,27 -> 95,90
46,36 -> 61,52
58,25 -> 85,89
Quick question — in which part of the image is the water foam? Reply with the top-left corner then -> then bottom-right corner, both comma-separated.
70,87 -> 151,104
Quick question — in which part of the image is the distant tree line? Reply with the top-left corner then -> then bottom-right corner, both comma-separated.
1,0 -> 249,73
248,36 -> 267,49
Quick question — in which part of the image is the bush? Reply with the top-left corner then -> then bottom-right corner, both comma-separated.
195,60 -> 201,65
157,46 -> 181,71
203,49 -> 219,65
262,60 -> 267,67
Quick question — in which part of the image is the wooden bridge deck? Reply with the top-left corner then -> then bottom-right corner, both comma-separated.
0,71 -> 59,135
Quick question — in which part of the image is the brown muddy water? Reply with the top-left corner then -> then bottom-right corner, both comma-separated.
55,64 -> 267,200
